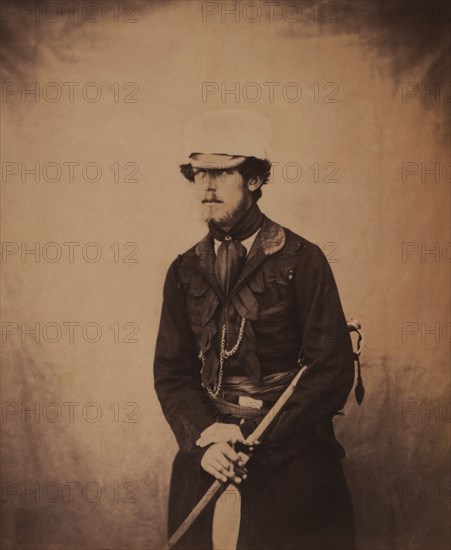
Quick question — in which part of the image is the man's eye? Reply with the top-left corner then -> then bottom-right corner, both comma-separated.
193,170 -> 230,181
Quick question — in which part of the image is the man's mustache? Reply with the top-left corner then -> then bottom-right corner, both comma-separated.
202,198 -> 223,203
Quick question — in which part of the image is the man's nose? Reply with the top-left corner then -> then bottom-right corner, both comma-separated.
203,172 -> 216,191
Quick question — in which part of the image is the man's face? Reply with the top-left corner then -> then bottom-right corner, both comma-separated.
193,167 -> 251,226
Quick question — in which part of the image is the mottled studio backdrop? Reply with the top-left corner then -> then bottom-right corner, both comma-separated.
1,1 -> 450,549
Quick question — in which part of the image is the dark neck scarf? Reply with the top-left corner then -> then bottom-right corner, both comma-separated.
208,201 -> 264,243
209,202 -> 263,296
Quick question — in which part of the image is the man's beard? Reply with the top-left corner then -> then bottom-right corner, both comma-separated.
204,195 -> 251,232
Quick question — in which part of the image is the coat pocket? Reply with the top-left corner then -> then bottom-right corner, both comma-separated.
187,278 -> 210,325
258,298 -> 292,322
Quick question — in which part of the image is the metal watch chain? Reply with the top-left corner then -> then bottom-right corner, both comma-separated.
200,316 -> 247,399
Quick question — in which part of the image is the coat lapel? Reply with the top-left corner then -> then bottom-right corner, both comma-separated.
194,217 -> 286,302
230,216 -> 286,297
194,234 -> 225,301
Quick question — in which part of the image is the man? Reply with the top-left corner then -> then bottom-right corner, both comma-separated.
154,110 -> 356,550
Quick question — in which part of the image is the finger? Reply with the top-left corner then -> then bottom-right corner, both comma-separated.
207,468 -> 229,483
234,466 -> 248,479
237,451 -> 249,463
204,464 -> 228,483
200,425 -> 244,445
196,437 -> 211,448
203,423 -> 235,437
211,457 -> 234,477
210,459 -> 233,481
228,426 -> 244,443
212,453 -> 233,472
197,432 -> 231,447
201,458 -> 229,482
200,424 -> 217,438
220,444 -> 241,464
211,431 -> 239,444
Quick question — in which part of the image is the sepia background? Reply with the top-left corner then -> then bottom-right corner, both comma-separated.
1,1 -> 449,549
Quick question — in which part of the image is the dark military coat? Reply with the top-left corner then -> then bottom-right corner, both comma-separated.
154,216 -> 356,550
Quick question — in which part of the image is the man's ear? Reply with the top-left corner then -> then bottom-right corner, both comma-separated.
247,176 -> 263,193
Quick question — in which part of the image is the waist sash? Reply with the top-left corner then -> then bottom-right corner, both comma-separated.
209,367 -> 299,419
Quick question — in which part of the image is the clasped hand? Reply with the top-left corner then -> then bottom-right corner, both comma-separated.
196,423 -> 249,484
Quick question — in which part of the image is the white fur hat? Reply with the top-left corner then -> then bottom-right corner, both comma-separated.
184,110 -> 271,168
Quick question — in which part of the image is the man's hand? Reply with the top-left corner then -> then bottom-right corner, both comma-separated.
196,422 -> 244,448
200,442 -> 247,484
